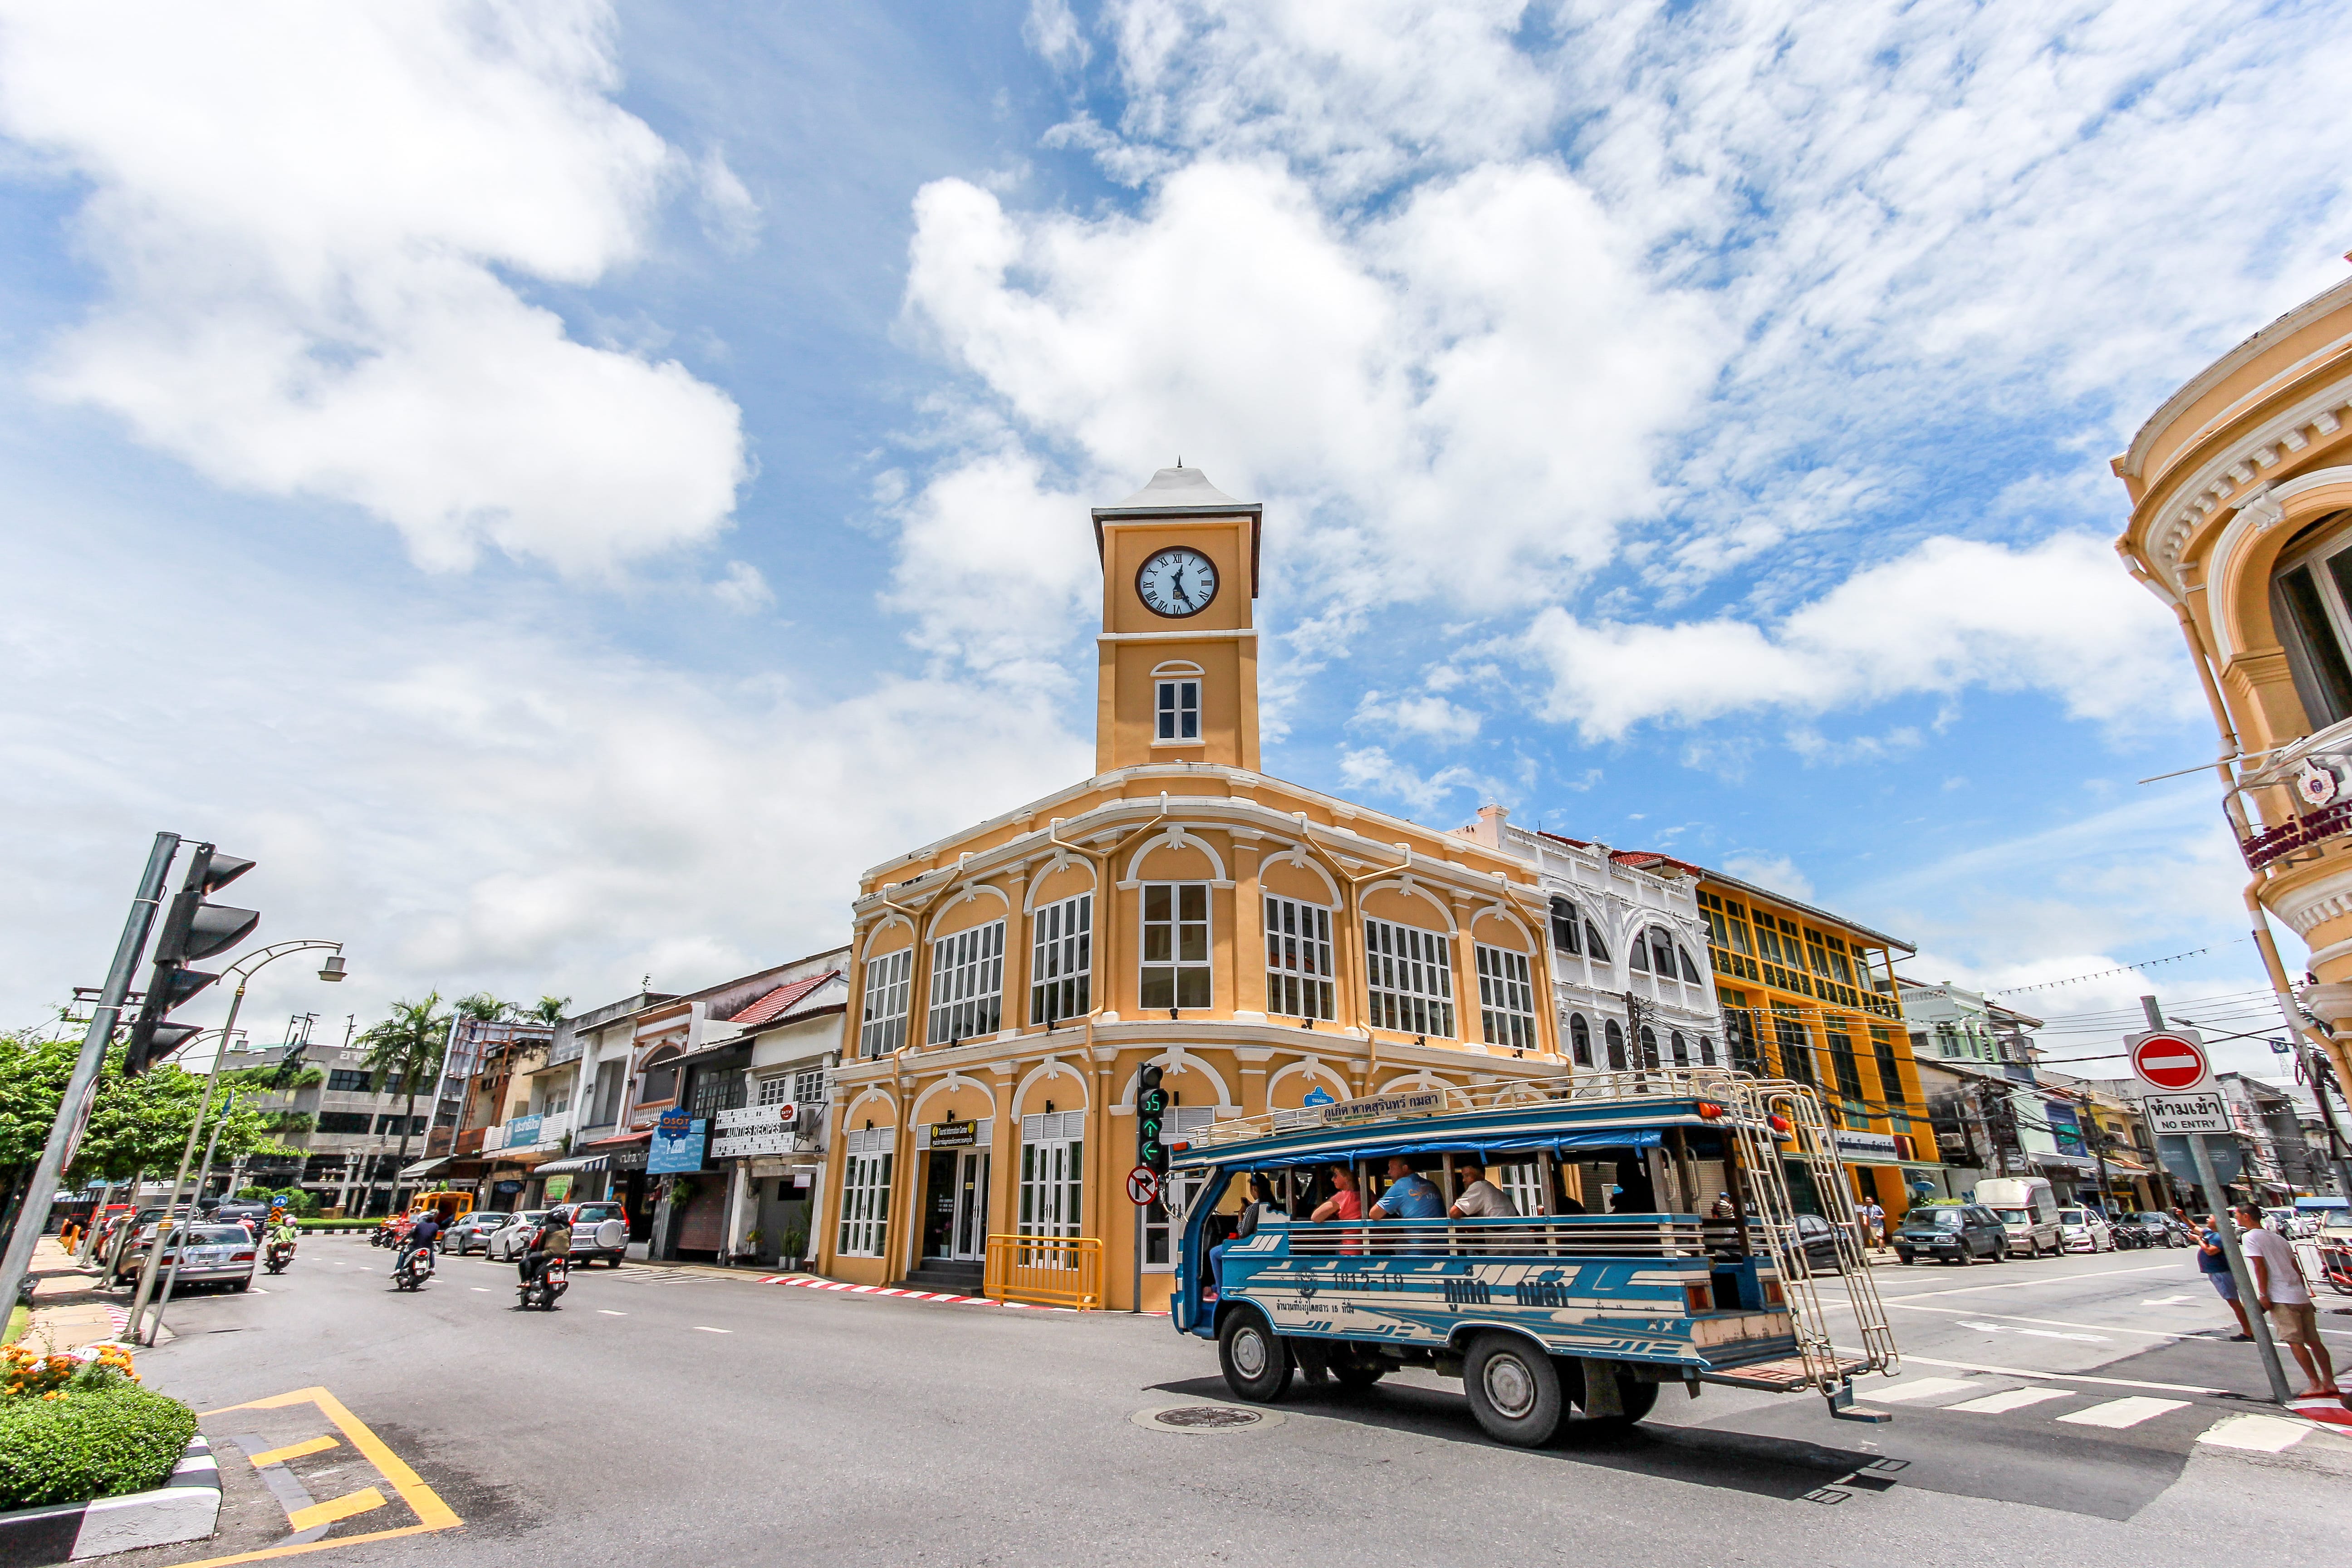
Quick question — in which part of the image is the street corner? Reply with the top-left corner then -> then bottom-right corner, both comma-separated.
134,1387 -> 464,1567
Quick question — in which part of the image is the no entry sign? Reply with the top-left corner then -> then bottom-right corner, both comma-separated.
2128,1030 -> 2211,1093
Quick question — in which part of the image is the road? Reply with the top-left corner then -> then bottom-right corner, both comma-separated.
124,1236 -> 2350,1568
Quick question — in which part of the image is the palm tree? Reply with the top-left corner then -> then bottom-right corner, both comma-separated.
452,993 -> 513,1023
357,993 -> 451,1211
527,996 -> 571,1025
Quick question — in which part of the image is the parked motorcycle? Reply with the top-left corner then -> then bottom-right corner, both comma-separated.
392,1243 -> 435,1291
263,1239 -> 296,1274
518,1255 -> 569,1312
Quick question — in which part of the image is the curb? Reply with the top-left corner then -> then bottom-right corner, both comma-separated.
755,1274 -> 1077,1312
0,1435 -> 220,1564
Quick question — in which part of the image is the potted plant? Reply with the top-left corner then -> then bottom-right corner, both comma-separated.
780,1223 -> 809,1272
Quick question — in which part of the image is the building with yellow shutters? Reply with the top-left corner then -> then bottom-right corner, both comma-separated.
816,468 -> 1574,1309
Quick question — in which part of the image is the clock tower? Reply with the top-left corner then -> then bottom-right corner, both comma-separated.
1091,466 -> 1262,775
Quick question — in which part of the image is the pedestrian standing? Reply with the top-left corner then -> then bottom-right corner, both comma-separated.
2234,1204 -> 2338,1401
1861,1197 -> 1886,1248
2199,1214 -> 2253,1342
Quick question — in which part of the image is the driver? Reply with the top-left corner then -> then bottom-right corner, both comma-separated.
520,1207 -> 574,1289
266,1208 -> 298,1248
403,1208 -> 443,1271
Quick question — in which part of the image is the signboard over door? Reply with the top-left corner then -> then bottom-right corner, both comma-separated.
648,1117 -> 708,1174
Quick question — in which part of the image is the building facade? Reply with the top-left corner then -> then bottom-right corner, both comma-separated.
1691,871 -> 1932,1221
2113,274 -> 2352,1125
816,468 -> 1576,1309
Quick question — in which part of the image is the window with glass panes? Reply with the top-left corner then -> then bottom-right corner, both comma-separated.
756,1073 -> 793,1107
1030,893 -> 1091,1025
928,920 -> 1004,1044
793,1067 -> 827,1106
1264,896 -> 1335,1020
1155,678 -> 1200,741
837,1132 -> 893,1257
1870,1027 -> 1907,1107
1698,890 -> 1759,983
1569,1013 -> 1592,1067
690,1067 -> 746,1120
858,948 -> 911,1057
1364,919 -> 1455,1037
1140,884 -> 1211,1009
1141,1108 -> 1215,1267
1019,1112 -> 1086,1242
1826,1025 -> 1867,1104
1548,896 -> 1581,954
1475,945 -> 1535,1049
1774,1013 -> 1816,1086
1604,1018 -> 1626,1068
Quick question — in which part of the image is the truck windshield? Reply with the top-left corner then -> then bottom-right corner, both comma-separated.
1992,1208 -> 2029,1223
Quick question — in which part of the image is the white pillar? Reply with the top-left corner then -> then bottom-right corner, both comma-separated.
723,1163 -> 752,1260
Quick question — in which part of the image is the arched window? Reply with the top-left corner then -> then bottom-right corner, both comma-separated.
1698,1034 -> 1717,1067
1548,896 -> 1581,955
1638,1025 -> 1660,1069
1569,1013 -> 1592,1068
1603,1019 -> 1626,1070
1670,1030 -> 1689,1067
1649,927 -> 1677,979
1584,921 -> 1610,963
1151,660 -> 1204,742
2272,519 -> 2352,729
1678,945 -> 1701,983
1628,936 -> 1649,972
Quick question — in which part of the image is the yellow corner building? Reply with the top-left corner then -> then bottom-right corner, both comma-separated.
817,469 -> 1573,1309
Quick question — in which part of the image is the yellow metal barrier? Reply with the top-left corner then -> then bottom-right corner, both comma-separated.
983,1233 -> 1103,1309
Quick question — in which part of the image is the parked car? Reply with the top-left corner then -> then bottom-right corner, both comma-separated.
485,1211 -> 551,1262
1975,1176 -> 2064,1257
2056,1207 -> 2113,1253
1772,1211 -> 1844,1274
1893,1203 -> 2009,1265
208,1200 -> 271,1235
115,1223 -> 256,1293
442,1211 -> 514,1256
557,1201 -> 629,1268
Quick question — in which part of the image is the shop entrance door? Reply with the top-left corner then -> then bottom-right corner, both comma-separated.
922,1149 -> 989,1264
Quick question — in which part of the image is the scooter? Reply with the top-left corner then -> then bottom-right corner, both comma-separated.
263,1238 -> 296,1274
392,1242 -> 435,1291
518,1255 -> 569,1311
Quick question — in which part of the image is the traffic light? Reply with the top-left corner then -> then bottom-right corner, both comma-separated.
124,845 -> 257,1074
1137,1063 -> 1168,1177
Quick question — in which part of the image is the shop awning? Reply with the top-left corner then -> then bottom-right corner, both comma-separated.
533,1154 -> 608,1176
397,1156 -> 452,1181
1220,1128 -> 1662,1170
579,1130 -> 652,1150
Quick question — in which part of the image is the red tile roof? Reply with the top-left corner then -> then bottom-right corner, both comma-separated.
726,971 -> 839,1029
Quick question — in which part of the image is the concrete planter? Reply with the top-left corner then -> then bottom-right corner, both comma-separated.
0,1435 -> 219,1564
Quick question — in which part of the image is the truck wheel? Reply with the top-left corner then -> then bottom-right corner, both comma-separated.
1217,1310 -> 1293,1404
1464,1333 -> 1563,1446
1330,1347 -> 1387,1388
1557,1357 -> 1658,1431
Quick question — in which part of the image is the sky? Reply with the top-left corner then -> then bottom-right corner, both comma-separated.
4,0 -> 2349,1078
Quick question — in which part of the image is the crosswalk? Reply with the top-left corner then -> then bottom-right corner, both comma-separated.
1852,1371 -> 2338,1451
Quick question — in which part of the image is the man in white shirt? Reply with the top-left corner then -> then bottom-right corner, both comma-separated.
1448,1162 -> 1518,1219
2236,1205 -> 2336,1399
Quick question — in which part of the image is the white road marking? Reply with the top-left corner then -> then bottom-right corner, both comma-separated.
2196,1414 -> 2313,1453
471,1288 -> 491,1293
1858,1377 -> 1977,1403
692,1326 -> 730,1334
1845,1352 -> 2225,1396
1857,1262 -> 2190,1303
599,1310 -> 627,1316
1885,1301 -> 2166,1340
2056,1397 -> 2190,1429
1944,1386 -> 2078,1414
2142,1295 -> 2193,1305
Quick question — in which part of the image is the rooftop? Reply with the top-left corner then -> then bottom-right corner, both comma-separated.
1091,465 -> 1258,517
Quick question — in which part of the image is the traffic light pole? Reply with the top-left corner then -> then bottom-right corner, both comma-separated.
0,833 -> 180,1323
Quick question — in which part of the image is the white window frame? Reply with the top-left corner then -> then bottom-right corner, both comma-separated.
1264,895 -> 1335,1021
1030,892 -> 1092,1025
1018,1113 -> 1086,1247
793,1067 -> 828,1106
1475,944 -> 1536,1050
1140,882 -> 1212,1011
928,919 -> 1005,1044
1364,918 -> 1456,1039
837,1134 -> 893,1258
859,948 -> 912,1058
1155,677 -> 1201,742
755,1073 -> 793,1107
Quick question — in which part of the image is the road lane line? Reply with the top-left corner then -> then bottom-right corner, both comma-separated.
600,1309 -> 627,1315
2057,1397 -> 2191,1428
1944,1387 -> 2078,1413
2197,1414 -> 2314,1452
1860,1262 -> 2190,1301
1886,1300 -> 2181,1339
2142,1295 -> 2193,1305
1845,1351 -> 2226,1395
1856,1377 -> 1975,1403
246,1436 -> 338,1468
693,1326 -> 731,1333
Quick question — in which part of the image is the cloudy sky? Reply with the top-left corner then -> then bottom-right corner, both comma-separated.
5,0 -> 2348,1073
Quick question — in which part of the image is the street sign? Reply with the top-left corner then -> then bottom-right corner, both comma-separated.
1127,1166 -> 1161,1207
2127,1029 -> 2210,1092
2155,1133 -> 2243,1187
2141,1090 -> 2230,1136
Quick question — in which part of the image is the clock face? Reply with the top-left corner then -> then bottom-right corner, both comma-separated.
1136,547 -> 1220,618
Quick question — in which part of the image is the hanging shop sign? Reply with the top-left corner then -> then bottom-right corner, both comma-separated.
712,1129 -> 799,1159
1833,1130 -> 1900,1162
648,1117 -> 708,1174
715,1102 -> 796,1133
1319,1090 -> 1445,1127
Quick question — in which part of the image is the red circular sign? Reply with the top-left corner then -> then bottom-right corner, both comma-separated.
2132,1033 -> 2208,1090
1127,1166 -> 1161,1207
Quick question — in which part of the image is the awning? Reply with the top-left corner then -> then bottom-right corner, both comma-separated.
397,1156 -> 452,1181
533,1154 -> 608,1176
1222,1129 -> 1661,1170
579,1130 -> 652,1150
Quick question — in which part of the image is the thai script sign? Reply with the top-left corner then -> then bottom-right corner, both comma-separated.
1319,1090 -> 1446,1126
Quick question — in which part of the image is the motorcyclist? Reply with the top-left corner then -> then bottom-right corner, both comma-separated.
519,1206 -> 573,1290
265,1208 -> 299,1259
400,1209 -> 442,1278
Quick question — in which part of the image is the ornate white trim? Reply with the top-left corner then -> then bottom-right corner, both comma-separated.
1021,849 -> 1097,911
1119,823 -> 1231,886
924,882 -> 1011,941
2148,377 -> 2352,591
2266,867 -> 2352,936
1361,876 -> 1456,933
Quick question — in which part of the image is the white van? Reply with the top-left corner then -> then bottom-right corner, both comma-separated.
1974,1177 -> 2063,1258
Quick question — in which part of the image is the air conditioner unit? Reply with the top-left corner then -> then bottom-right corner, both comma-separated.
1936,1131 -> 1970,1155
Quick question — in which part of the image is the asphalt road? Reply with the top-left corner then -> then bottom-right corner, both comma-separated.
122,1236 -> 2352,1568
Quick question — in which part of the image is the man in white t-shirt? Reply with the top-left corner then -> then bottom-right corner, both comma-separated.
1449,1162 -> 1518,1219
2236,1205 -> 2336,1399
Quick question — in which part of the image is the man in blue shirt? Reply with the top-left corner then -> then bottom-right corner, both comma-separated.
2199,1213 -> 2252,1342
1369,1157 -> 1446,1221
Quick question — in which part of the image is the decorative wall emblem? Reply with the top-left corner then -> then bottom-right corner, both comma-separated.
2297,758 -> 2341,808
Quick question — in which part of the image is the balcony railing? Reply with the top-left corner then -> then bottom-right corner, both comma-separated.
2232,716 -> 2352,870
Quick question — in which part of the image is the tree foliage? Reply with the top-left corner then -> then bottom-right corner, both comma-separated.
528,995 -> 570,1024
452,993 -> 511,1023
0,1027 -> 289,1185
357,995 -> 451,1189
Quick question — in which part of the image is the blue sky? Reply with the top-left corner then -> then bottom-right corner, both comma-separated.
4,1 -> 2349,1074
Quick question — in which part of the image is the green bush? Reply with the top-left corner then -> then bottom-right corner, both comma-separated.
0,1381 -> 197,1507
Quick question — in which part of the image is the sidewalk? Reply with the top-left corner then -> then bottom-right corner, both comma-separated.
12,1236 -> 134,1352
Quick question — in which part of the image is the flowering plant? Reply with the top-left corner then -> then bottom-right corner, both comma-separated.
2,1342 -> 138,1401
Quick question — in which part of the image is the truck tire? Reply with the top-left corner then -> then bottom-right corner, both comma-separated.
1556,1356 -> 1658,1431
1330,1347 -> 1387,1388
1217,1309 -> 1292,1404
1464,1333 -> 1563,1446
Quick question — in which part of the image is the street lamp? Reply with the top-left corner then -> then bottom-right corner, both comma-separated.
127,939 -> 345,1346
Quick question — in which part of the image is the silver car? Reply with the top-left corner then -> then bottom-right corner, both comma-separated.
119,1223 -> 257,1293
441,1211 -> 514,1256
485,1211 -> 550,1262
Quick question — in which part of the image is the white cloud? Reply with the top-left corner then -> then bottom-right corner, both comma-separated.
1025,0 -> 1092,73
1352,689 -> 1480,745
0,0 -> 748,577
1720,854 -> 1814,903
1336,746 -> 1490,816
695,147 -> 763,255
711,561 -> 774,612
1522,533 -> 2196,740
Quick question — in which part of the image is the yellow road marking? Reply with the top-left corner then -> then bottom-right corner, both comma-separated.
285,1487 -> 385,1532
162,1524 -> 444,1568
204,1386 -> 460,1531
245,1436 -> 338,1468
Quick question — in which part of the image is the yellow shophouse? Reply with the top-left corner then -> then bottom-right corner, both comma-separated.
1690,871 -> 1935,1225
817,468 -> 1571,1310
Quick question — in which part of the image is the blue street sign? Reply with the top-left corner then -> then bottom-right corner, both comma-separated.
649,1117 -> 707,1174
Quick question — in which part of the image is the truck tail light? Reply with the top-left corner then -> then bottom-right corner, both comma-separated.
1695,1102 -> 1725,1120
1767,1114 -> 1791,1133
1682,1281 -> 1714,1315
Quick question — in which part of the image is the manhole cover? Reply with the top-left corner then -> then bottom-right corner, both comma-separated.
1130,1404 -> 1284,1433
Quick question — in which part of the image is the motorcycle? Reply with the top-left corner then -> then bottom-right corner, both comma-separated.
263,1238 -> 296,1274
370,1218 -> 407,1250
392,1242 -> 435,1291
518,1254 -> 569,1311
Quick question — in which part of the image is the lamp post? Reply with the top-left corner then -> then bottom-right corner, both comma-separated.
128,941 -> 345,1346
